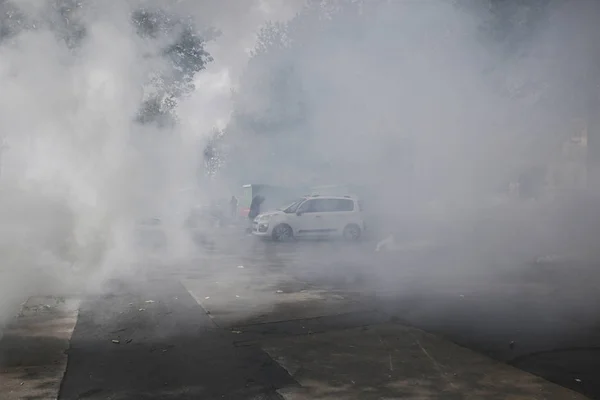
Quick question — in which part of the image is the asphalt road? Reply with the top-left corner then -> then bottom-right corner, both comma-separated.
206,233 -> 600,398
58,276 -> 294,399
4,229 -> 597,399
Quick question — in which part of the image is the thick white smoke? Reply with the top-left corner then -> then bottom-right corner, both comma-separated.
1,0 -> 599,333
222,0 -> 600,269
0,0 -> 298,326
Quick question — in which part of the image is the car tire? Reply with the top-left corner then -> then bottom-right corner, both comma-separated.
272,224 -> 294,242
343,224 -> 361,241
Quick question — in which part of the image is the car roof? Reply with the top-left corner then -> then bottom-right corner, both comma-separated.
305,195 -> 357,200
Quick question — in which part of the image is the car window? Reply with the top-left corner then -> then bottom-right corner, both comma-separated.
283,198 -> 306,213
298,199 -> 356,213
312,199 -> 336,212
297,199 -> 316,213
336,199 -> 355,212
308,199 -> 354,212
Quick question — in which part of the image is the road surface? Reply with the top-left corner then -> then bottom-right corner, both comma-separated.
0,232 -> 597,399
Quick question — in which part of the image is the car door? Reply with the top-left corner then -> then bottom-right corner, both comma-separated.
331,198 -> 357,233
318,198 -> 354,234
313,199 -> 340,235
294,199 -> 327,236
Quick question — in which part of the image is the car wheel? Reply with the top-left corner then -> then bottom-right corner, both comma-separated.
272,224 -> 294,242
343,224 -> 361,241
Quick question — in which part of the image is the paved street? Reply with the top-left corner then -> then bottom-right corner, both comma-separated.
0,231 -> 598,399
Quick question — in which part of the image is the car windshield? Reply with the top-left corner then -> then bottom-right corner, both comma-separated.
281,198 -> 305,213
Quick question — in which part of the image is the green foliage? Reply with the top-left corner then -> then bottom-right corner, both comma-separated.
482,0 -> 551,53
0,0 -> 27,41
131,8 -> 215,126
0,0 -> 86,46
203,129 -> 225,177
50,0 -> 87,48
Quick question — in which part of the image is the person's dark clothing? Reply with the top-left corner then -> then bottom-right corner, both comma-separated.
248,195 -> 264,219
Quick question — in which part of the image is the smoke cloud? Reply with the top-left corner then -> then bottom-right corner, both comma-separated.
1,0 -> 600,344
0,0 -> 297,327
221,0 -> 600,266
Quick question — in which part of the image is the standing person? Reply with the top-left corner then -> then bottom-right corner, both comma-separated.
247,195 -> 264,233
229,195 -> 238,221
249,195 -> 264,219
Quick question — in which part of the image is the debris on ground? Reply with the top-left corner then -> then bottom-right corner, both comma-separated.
534,254 -> 575,265
126,339 -> 133,344
138,308 -> 145,312
575,378 -> 582,383
375,236 -> 436,253
231,330 -> 242,334
235,295 -> 240,298
145,300 -> 155,304
375,235 -> 395,252
112,340 -> 120,344
276,290 -> 283,294
237,265 -> 244,269
205,296 -> 210,300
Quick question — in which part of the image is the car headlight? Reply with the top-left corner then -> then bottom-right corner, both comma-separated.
258,214 -> 271,221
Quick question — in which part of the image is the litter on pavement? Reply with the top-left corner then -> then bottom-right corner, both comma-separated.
237,265 -> 244,269
112,340 -> 120,344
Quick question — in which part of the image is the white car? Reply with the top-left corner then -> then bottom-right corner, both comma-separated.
252,195 -> 365,241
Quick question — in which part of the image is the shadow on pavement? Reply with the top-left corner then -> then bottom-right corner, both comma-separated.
57,277 -> 296,400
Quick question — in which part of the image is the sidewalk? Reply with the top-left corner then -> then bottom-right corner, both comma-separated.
262,323 -> 587,400
0,296 -> 79,400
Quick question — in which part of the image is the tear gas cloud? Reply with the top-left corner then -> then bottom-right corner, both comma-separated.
223,0 -> 600,268
0,0 -> 599,328
0,0 -> 298,325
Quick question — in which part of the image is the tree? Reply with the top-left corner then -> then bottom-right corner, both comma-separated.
132,7 -> 215,126
0,0 -> 86,46
0,1 -> 214,127
483,0 -> 550,52
203,129 -> 225,178
49,0 -> 87,48
0,0 -> 26,41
